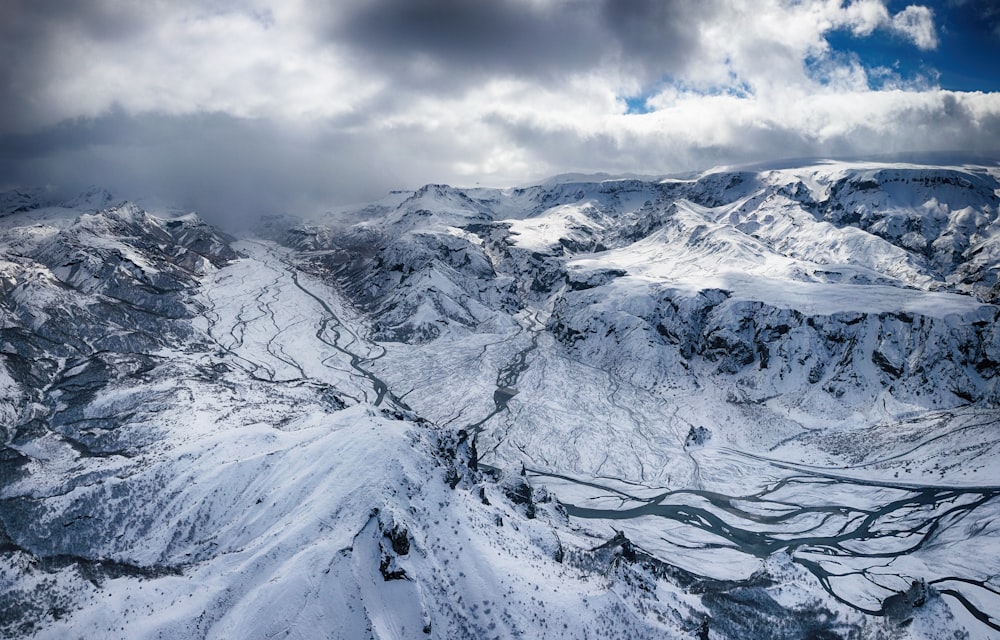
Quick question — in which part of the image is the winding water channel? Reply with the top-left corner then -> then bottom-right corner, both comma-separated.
529,461 -> 1000,631
201,242 -> 407,409
466,315 -> 542,433
284,262 -> 404,409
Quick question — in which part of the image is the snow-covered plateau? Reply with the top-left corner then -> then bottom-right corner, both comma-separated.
2,159 -> 1000,639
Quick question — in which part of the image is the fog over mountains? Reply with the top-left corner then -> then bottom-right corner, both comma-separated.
2,157 -> 999,638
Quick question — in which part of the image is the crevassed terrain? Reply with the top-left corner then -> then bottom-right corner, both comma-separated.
2,159 -> 1000,639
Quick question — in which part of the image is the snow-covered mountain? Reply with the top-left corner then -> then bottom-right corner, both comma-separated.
3,159 -> 1000,639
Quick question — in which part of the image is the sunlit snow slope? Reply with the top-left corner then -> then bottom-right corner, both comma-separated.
3,158 -> 1000,639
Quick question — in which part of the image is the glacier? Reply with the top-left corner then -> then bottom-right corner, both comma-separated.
2,158 -> 1000,639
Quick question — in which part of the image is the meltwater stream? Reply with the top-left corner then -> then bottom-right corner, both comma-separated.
529,461 -> 1000,632
200,241 -> 409,410
285,261 -> 403,409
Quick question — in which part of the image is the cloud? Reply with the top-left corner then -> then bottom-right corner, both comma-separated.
483,87 -> 1000,177
327,0 -> 599,81
0,1 -> 378,133
0,0 -> 996,226
891,5 -> 938,49
324,0 -> 715,89
0,109 -> 500,224
2,0 -> 942,131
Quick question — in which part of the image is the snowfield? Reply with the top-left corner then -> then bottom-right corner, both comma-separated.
2,158 -> 1000,639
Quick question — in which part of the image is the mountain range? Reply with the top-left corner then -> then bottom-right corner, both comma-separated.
2,158 -> 1000,638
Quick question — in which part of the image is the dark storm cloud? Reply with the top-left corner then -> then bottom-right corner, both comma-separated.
332,0 -> 598,76
1,112 -> 320,225
328,0 -> 703,85
600,0 -> 705,73
0,0 -> 276,134
0,0 -> 155,132
0,0 -> 154,44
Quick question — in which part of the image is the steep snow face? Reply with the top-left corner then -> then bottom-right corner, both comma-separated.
0,196 -> 240,470
753,164 -> 1000,300
2,161 -> 1000,640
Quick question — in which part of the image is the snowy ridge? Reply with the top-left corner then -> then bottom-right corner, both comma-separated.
2,162 -> 1000,639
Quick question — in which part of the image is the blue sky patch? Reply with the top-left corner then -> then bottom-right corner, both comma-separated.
826,0 -> 1000,92
624,95 -> 653,114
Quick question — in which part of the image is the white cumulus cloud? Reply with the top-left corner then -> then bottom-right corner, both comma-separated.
891,4 -> 938,49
